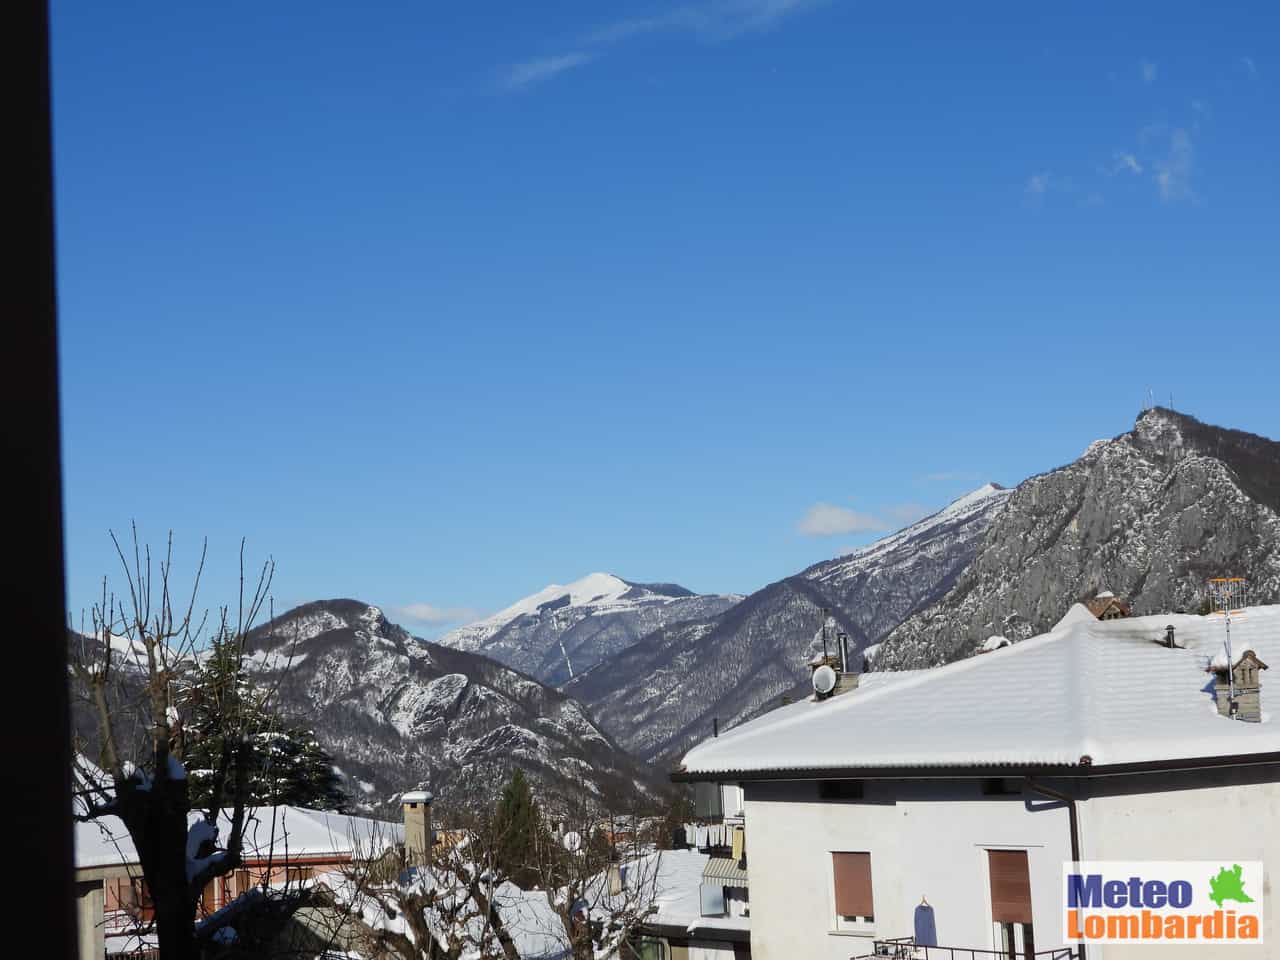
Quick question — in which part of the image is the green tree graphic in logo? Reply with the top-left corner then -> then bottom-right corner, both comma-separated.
1208,864 -> 1256,908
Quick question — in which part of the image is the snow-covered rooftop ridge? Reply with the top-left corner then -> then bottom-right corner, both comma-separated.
679,604 -> 1280,775
75,805 -> 402,869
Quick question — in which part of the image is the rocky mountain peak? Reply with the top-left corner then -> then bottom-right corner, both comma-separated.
873,410 -> 1280,669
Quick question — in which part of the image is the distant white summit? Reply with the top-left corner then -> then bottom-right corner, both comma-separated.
450,573 -> 637,642
437,574 -> 740,686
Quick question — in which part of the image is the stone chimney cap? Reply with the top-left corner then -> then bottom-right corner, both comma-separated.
402,789 -> 433,804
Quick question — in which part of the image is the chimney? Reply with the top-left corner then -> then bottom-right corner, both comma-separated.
1210,650 -> 1269,723
402,786 -> 433,864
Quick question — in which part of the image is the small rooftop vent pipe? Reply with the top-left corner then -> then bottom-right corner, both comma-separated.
1165,625 -> 1176,648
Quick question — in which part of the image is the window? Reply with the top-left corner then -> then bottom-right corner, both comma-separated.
694,782 -> 723,818
125,877 -> 155,920
988,849 -> 1034,960
699,883 -> 726,917
819,779 -> 864,801
832,851 -> 874,932
622,937 -> 668,960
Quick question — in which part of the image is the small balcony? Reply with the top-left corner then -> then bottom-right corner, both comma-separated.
852,938 -> 1079,960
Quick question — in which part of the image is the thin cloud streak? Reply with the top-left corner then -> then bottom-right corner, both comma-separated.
504,52 -> 597,90
503,0 -> 833,90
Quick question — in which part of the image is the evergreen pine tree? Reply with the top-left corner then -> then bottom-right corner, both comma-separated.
492,767 -> 541,887
183,636 -> 347,810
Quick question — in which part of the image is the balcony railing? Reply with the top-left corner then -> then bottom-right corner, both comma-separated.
852,937 -> 1078,960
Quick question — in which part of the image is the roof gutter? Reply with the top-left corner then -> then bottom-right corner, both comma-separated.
670,750 -> 1280,783
1025,779 -> 1085,960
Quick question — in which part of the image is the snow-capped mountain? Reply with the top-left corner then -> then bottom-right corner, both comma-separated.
238,599 -> 660,811
874,408 -> 1280,668
437,573 -> 741,686
564,484 -> 1012,762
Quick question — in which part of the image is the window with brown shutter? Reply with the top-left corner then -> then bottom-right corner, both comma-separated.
987,849 -> 1032,923
832,851 -> 874,920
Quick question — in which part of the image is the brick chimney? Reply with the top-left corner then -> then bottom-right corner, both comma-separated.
1210,650 -> 1268,723
402,787 -> 433,863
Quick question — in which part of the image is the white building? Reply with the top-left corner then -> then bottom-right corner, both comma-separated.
674,604 -> 1280,960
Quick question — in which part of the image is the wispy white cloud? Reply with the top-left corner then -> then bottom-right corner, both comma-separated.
504,52 -> 597,90
503,0 -> 831,90
1109,151 -> 1143,175
797,502 -> 887,536
1241,56 -> 1259,79
1141,60 -> 1158,84
393,602 -> 482,627
1154,128 -> 1194,202
1025,172 -> 1051,195
1022,171 -> 1052,207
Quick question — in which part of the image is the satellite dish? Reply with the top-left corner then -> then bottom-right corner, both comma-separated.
812,664 -> 837,697
562,831 -> 582,853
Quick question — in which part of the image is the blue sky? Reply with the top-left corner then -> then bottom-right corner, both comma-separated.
51,1 -> 1279,636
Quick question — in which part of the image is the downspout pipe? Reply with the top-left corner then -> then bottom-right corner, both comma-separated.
1026,779 -> 1085,960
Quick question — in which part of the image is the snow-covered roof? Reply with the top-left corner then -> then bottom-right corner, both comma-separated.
679,605 -> 1280,776
642,849 -> 712,928
603,848 -> 749,937
76,805 -> 402,870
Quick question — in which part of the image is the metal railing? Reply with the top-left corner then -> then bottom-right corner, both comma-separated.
853,937 -> 1077,960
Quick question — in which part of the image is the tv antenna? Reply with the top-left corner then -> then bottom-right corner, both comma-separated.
1208,578 -> 1249,718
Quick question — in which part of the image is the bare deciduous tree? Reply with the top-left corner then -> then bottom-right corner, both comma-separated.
325,781 -> 664,960
70,526 -> 295,960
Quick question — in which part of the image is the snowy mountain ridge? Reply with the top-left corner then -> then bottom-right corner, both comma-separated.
234,599 -> 661,811
437,573 -> 741,686
566,483 -> 1012,762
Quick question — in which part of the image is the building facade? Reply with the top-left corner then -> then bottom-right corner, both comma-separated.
675,604 -> 1280,960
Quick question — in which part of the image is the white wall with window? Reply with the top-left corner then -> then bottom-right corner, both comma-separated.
741,779 -> 1072,960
